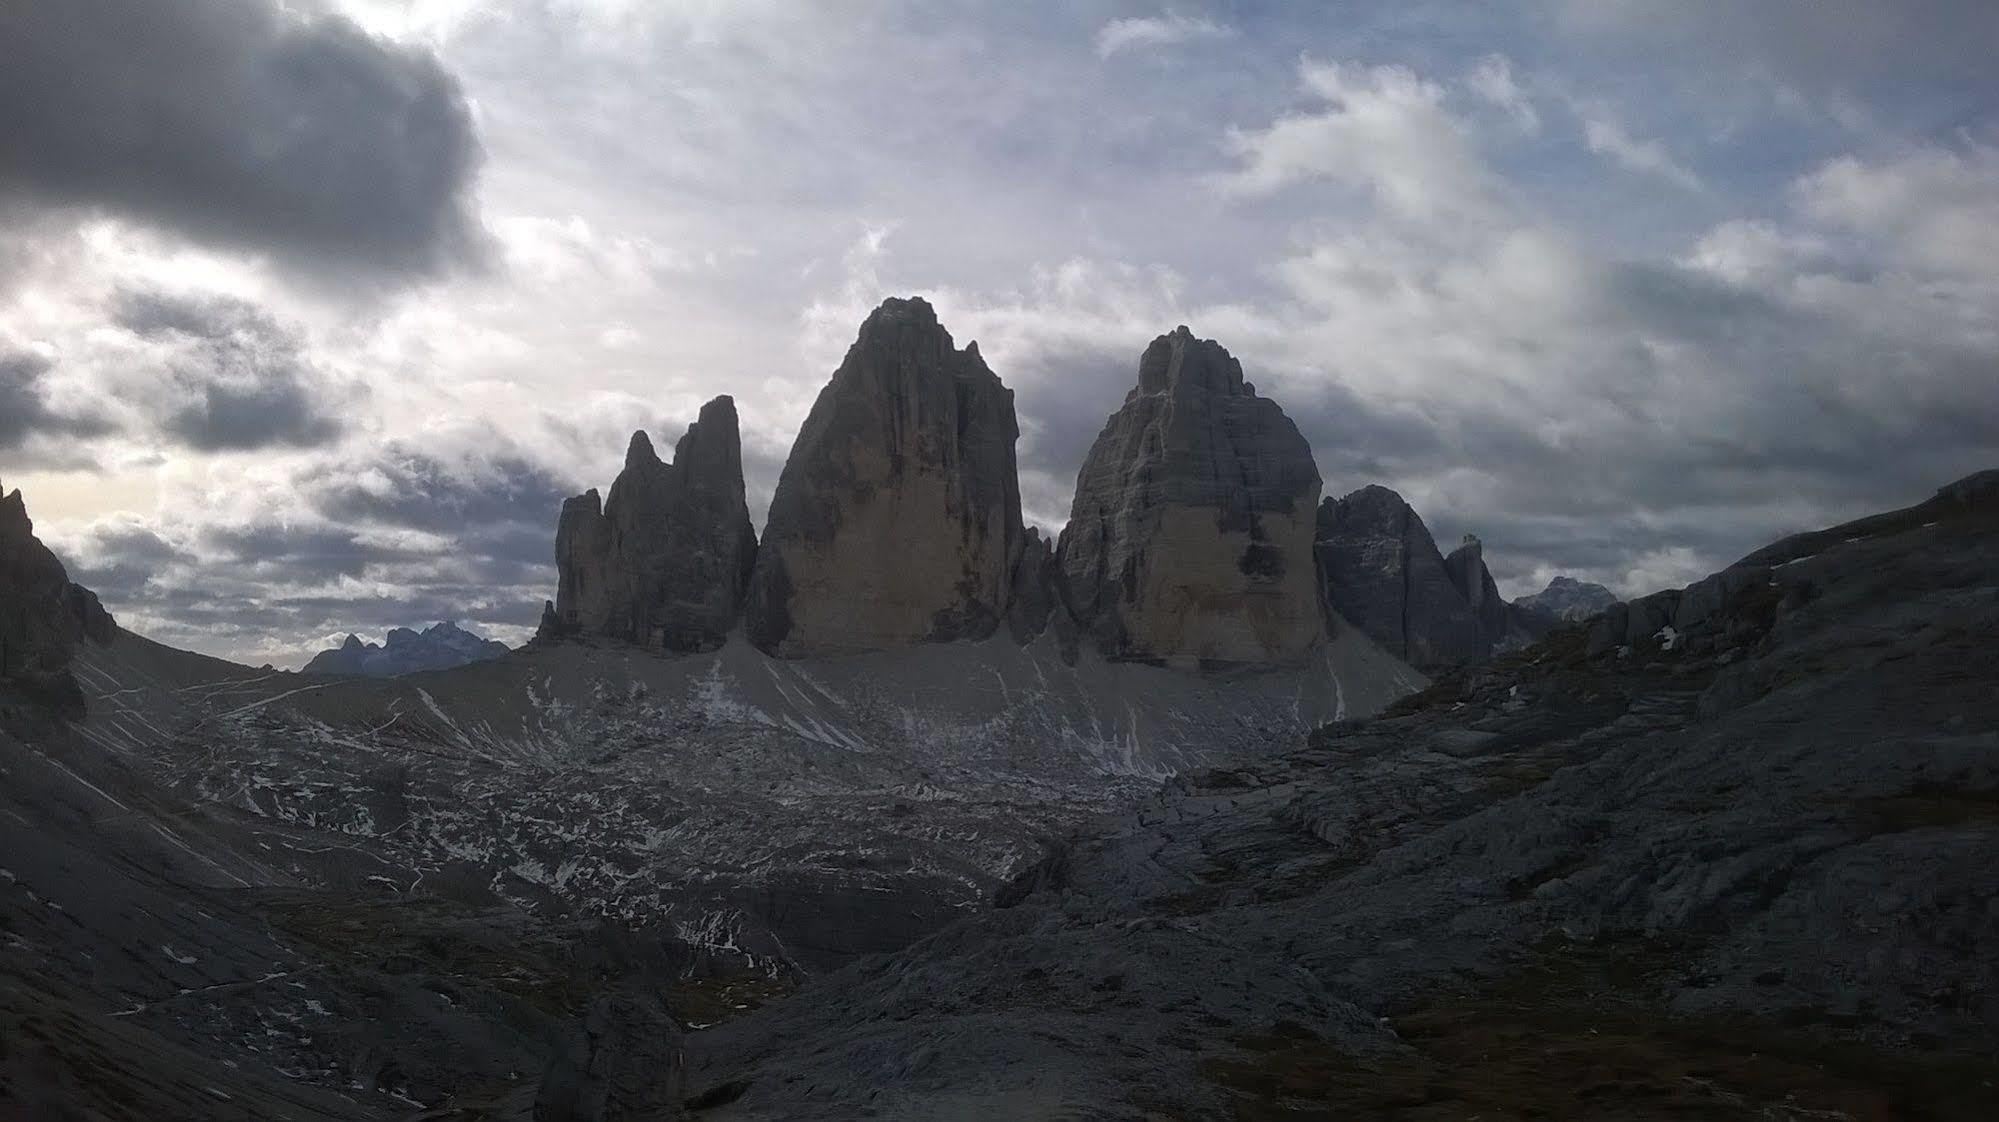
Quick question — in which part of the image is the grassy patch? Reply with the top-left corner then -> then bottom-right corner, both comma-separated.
1202,941 -> 1998,1119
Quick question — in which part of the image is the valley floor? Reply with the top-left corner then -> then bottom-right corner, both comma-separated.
4,475 -> 1997,1119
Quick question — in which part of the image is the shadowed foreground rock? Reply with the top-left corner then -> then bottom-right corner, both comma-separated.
534,996 -> 685,1122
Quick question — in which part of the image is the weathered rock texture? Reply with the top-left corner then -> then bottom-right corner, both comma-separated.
549,397 -> 758,652
1,480 -> 114,710
1057,328 -> 1323,669
1314,485 -> 1484,670
1443,534 -> 1511,644
534,996 -> 685,1121
744,297 -> 1026,657
1514,574 -> 1616,622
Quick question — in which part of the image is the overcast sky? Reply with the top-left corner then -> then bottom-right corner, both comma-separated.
3,0 -> 1996,666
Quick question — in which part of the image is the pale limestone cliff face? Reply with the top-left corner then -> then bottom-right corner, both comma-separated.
1057,327 -> 1323,670
744,297 -> 1026,657
549,396 -> 757,652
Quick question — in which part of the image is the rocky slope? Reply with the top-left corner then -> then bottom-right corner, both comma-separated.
683,469 -> 1999,1119
744,298 -> 1026,658
302,621 -> 509,677
0,454 -> 1417,1117
5,461 -> 1994,1117
1056,327 -> 1324,670
548,396 -> 759,652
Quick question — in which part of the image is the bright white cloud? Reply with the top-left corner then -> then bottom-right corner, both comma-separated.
1573,101 -> 1704,190
1218,62 -> 1498,226
1094,12 -> 1232,59
1466,55 -> 1540,133
1793,145 -> 1999,280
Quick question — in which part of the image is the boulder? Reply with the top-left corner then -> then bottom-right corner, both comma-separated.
1313,485 -> 1484,670
1057,327 -> 1323,669
552,396 -> 759,652
744,297 -> 1026,657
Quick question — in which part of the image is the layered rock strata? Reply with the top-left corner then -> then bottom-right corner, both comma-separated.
1313,485 -> 1485,669
548,396 -> 758,652
744,297 -> 1026,657
1056,327 -> 1323,669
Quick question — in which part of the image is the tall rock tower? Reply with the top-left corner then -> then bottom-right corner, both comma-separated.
1443,533 -> 1513,651
1056,327 -> 1323,670
550,396 -> 758,652
1314,485 -> 1485,669
743,297 -> 1027,657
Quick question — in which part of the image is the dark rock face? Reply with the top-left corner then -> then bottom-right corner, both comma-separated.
1056,327 -> 1323,669
1314,485 -> 1484,669
1004,527 -> 1059,645
744,297 -> 1025,657
1443,534 -> 1511,644
302,621 -> 508,677
550,397 -> 758,652
0,480 -> 115,710
1514,575 -> 1617,622
534,996 -> 685,1121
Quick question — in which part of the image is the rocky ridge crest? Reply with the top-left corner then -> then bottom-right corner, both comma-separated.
545,299 -> 1560,674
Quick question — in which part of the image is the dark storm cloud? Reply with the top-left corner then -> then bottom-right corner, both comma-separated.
57,440 -> 567,664
0,352 -> 114,452
115,288 -> 348,450
307,447 -> 570,558
0,0 -> 485,279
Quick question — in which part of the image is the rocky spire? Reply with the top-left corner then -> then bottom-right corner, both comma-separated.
1443,532 -> 1512,650
744,297 -> 1027,657
1313,485 -> 1484,670
1056,327 -> 1323,670
547,396 -> 758,652
1,478 -> 115,713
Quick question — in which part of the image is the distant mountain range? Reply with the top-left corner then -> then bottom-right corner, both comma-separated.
302,621 -> 508,677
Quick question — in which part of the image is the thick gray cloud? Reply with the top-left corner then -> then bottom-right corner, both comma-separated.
56,440 -> 570,665
0,0 -> 484,279
0,352 -> 113,454
114,289 -> 349,450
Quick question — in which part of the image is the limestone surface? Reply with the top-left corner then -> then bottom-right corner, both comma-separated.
744,297 -> 1025,657
1057,327 -> 1323,670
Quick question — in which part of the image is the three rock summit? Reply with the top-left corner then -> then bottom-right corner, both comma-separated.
540,296 -> 1557,672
